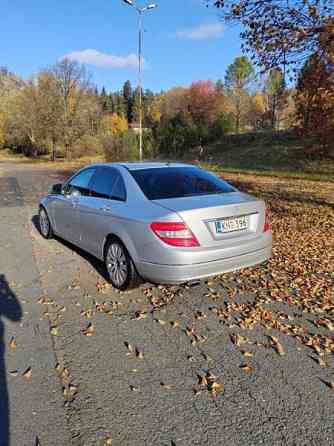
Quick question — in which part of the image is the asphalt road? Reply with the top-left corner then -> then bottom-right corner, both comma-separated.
0,160 -> 333,446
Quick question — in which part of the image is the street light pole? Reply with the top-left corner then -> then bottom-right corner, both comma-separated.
138,10 -> 143,161
122,1 -> 157,161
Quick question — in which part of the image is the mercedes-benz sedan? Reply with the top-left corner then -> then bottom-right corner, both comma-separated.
39,162 -> 272,290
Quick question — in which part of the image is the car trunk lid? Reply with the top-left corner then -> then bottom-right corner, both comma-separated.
154,192 -> 265,249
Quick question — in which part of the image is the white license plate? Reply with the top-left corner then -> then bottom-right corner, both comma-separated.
215,215 -> 249,234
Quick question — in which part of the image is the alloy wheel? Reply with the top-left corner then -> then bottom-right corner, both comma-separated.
39,208 -> 50,237
106,242 -> 128,288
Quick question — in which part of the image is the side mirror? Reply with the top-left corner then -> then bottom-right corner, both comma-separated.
70,188 -> 81,199
50,183 -> 63,195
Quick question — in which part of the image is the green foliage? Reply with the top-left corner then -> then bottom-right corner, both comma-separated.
210,113 -> 234,139
157,112 -> 198,158
225,56 -> 254,90
123,80 -> 133,122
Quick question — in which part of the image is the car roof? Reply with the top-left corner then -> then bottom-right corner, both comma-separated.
87,162 -> 196,171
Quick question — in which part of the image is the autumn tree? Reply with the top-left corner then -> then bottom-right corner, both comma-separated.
186,81 -> 221,127
295,50 -> 334,152
101,113 -> 128,136
225,56 -> 255,133
158,87 -> 188,118
50,58 -> 95,159
264,68 -> 288,130
209,1 -> 334,72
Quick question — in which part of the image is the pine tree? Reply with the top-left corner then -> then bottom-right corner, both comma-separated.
123,80 -> 133,122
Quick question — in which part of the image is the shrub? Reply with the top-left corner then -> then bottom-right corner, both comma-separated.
72,135 -> 103,158
102,130 -> 138,162
157,112 -> 198,158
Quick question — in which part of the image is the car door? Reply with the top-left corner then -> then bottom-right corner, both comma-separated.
77,167 -> 127,258
52,167 -> 96,243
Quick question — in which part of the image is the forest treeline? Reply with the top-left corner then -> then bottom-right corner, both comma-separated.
1,0 -> 334,162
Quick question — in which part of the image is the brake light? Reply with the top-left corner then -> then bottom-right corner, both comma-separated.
150,221 -> 200,247
263,207 -> 270,232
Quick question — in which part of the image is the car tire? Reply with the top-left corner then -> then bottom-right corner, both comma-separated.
39,206 -> 53,239
104,239 -> 141,290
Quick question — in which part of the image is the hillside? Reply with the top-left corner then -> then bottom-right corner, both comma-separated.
201,131 -> 334,181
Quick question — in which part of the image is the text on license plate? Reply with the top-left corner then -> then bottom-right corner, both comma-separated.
215,215 -> 249,234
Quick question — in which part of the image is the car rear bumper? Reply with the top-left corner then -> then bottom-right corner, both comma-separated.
136,243 -> 272,285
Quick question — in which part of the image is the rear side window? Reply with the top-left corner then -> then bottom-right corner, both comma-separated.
90,167 -> 126,201
131,167 -> 234,200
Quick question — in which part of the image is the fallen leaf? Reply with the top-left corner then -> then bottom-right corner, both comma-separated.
270,336 -> 285,355
317,356 -> 327,367
193,388 -> 202,396
241,351 -> 254,357
170,320 -> 180,328
50,326 -> 59,336
185,327 -> 194,337
209,381 -> 223,396
136,348 -> 144,359
195,311 -> 207,320
160,382 -> 174,390
82,323 -> 94,337
240,364 -> 253,374
198,374 -> 208,386
134,311 -> 147,320
22,367 -> 32,379
125,342 -> 134,355
230,334 -> 248,347
156,319 -> 167,325
9,337 -> 17,348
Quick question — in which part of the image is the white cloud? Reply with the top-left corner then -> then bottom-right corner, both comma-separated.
176,23 -> 224,40
64,49 -> 140,69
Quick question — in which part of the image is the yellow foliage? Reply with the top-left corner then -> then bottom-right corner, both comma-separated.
252,92 -> 266,114
102,113 -> 128,136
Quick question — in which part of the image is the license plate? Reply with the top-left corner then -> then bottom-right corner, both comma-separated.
215,215 -> 249,234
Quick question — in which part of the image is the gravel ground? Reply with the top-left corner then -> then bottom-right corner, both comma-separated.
0,160 -> 333,446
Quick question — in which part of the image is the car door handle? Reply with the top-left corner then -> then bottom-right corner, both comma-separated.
100,206 -> 112,213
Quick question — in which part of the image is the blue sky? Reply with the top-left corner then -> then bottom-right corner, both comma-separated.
1,0 -> 243,92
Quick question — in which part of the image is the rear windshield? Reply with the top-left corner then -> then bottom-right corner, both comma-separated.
130,167 -> 235,200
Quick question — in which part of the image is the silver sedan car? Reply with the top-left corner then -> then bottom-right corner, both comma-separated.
39,162 -> 272,290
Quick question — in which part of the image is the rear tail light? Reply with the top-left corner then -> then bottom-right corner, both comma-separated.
150,221 -> 200,247
263,207 -> 270,232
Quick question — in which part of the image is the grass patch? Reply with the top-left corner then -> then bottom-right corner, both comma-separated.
202,131 -> 334,181
202,163 -> 334,182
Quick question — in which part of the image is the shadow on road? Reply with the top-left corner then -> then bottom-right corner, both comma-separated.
0,274 -> 22,446
31,215 -> 109,281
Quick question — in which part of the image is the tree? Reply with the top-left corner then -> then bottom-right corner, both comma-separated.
123,80 -> 133,122
36,72 -> 63,160
225,56 -> 255,133
208,1 -> 334,72
158,87 -> 188,118
215,79 -> 225,95
186,81 -> 221,129
100,86 -> 109,112
157,112 -> 197,158
295,50 -> 334,152
265,68 -> 288,130
101,113 -> 128,136
50,58 -> 92,159
0,112 -> 6,148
